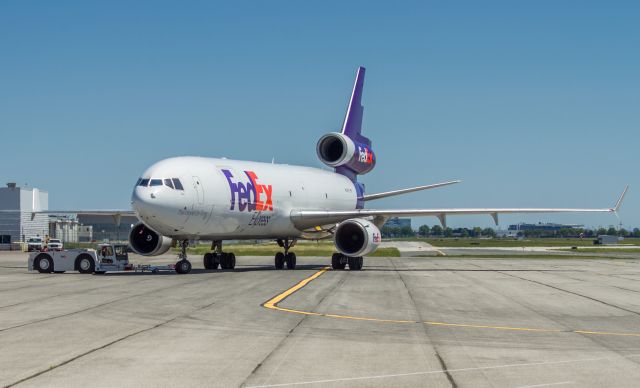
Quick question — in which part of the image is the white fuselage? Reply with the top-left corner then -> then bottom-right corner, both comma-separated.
131,157 -> 358,240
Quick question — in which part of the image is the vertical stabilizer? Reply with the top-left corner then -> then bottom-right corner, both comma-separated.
341,67 -> 370,146
317,66 -> 375,192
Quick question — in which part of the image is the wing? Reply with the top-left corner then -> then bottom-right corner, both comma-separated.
35,210 -> 136,216
39,210 -> 136,225
292,186 -> 628,229
0,210 -> 135,215
0,209 -> 136,225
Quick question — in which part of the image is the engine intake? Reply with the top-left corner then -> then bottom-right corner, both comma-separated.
129,223 -> 173,256
334,218 -> 382,257
316,132 -> 355,167
316,132 -> 375,175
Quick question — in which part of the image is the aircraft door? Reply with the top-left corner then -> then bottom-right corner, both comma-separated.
192,176 -> 204,205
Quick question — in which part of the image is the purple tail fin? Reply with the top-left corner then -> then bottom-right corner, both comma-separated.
335,67 -> 373,203
341,66 -> 371,147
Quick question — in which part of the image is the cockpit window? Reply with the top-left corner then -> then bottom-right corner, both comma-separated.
172,178 -> 184,190
139,178 -> 182,189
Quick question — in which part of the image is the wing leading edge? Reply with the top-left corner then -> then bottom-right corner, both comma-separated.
292,186 -> 628,229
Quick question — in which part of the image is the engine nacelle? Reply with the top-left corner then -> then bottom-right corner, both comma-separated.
129,223 -> 173,256
316,132 -> 376,175
334,218 -> 382,257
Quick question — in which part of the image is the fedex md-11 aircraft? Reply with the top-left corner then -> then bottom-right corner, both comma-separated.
126,67 -> 627,273
45,67 -> 630,274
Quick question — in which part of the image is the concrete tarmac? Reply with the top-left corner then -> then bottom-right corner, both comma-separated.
2,251 -> 640,387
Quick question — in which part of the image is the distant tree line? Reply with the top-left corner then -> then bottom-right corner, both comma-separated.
381,225 -> 640,239
518,227 -> 640,238
381,225 -> 497,238
381,226 -> 415,238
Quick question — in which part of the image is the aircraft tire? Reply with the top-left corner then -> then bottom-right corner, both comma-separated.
348,256 -> 363,271
275,252 -> 285,270
175,259 -> 192,274
220,253 -> 232,269
331,253 -> 346,270
229,253 -> 236,269
203,253 -> 213,269
35,253 -> 53,273
285,252 -> 296,270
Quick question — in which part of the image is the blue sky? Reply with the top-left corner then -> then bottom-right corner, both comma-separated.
1,1 -> 637,229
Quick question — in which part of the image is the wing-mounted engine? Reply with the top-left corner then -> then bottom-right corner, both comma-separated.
129,223 -> 173,256
334,218 -> 382,257
316,132 -> 375,175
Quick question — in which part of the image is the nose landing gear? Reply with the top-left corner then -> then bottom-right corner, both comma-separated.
275,238 -> 297,270
175,239 -> 192,274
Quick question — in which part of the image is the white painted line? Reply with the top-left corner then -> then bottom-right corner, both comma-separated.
247,355 -> 637,387
517,381 -> 574,388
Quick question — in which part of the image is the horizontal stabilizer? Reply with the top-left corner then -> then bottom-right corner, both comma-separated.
362,180 -> 461,201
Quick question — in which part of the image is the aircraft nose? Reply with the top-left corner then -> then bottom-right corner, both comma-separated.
131,186 -> 157,216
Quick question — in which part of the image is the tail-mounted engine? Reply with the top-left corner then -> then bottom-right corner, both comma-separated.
334,218 -> 382,257
129,223 -> 173,256
316,132 -> 376,175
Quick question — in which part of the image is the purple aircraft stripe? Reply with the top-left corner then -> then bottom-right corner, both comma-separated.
341,67 -> 370,146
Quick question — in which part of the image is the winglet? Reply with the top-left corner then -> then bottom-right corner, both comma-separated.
613,185 -> 629,213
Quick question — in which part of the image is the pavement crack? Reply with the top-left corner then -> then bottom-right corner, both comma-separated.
0,275 -> 217,333
242,271 -> 348,387
498,271 -> 640,317
390,258 -> 458,388
6,299 -> 217,387
0,285 -> 114,309
435,352 -> 458,388
472,268 -> 640,366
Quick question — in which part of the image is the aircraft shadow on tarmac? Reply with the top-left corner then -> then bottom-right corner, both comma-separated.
101,263 -> 327,276
350,267 -> 582,272
99,265 -> 579,276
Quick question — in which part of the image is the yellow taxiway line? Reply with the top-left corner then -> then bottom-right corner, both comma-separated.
262,267 -> 640,338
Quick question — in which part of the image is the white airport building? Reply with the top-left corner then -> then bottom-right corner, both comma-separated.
0,183 -> 49,244
0,182 -> 137,248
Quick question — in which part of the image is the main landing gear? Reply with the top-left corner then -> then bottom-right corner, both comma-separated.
331,253 -> 363,271
274,238 -> 297,270
203,240 -> 236,270
175,239 -> 192,274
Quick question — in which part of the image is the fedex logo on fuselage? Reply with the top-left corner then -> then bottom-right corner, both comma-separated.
358,146 -> 373,164
222,169 -> 273,212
